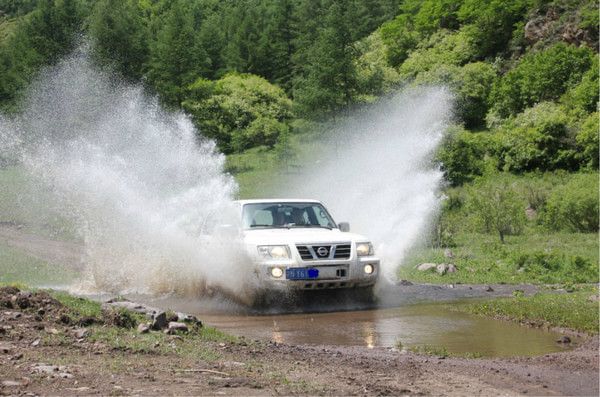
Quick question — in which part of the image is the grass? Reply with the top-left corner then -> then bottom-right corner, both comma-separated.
0,167 -> 78,240
398,231 -> 599,285
455,286 -> 599,334
24,288 -> 240,361
0,243 -> 78,286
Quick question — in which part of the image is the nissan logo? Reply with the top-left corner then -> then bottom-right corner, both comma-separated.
316,246 -> 329,257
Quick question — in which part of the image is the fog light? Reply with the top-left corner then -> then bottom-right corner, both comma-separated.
364,264 -> 374,274
271,267 -> 284,278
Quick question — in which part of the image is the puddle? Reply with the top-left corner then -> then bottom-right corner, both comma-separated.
198,303 -> 573,357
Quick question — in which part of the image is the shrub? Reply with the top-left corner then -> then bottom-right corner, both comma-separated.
379,15 -> 420,67
576,112 -> 599,169
466,175 -> 527,243
182,73 -> 294,153
399,28 -> 477,80
490,43 -> 594,118
497,102 -> 578,172
561,56 -> 599,115
437,127 -> 500,186
513,251 -> 597,284
413,0 -> 462,34
457,0 -> 530,57
354,31 -> 401,100
416,62 -> 496,128
542,173 -> 599,232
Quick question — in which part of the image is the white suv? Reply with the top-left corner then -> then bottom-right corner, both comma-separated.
238,199 -> 379,294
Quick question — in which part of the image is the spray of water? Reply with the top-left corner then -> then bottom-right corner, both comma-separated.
0,45 -> 451,301
0,48 -> 257,301
283,88 -> 453,281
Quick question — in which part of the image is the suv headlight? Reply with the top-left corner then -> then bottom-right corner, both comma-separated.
257,245 -> 290,259
356,242 -> 374,256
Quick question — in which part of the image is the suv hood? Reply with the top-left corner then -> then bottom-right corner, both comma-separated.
243,228 -> 369,245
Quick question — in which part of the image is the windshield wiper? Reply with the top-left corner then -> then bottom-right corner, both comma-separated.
286,224 -> 333,230
249,224 -> 285,228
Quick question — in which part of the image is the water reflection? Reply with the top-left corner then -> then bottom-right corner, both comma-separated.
200,304 -> 573,357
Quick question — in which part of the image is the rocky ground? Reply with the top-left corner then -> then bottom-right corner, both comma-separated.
0,286 -> 598,396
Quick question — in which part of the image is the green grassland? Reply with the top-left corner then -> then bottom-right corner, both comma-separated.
0,242 -> 77,286
455,286 -> 599,334
399,231 -> 599,285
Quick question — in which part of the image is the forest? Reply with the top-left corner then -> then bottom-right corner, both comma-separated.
0,0 -> 598,283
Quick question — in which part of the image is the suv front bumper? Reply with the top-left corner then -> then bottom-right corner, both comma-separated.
254,257 -> 379,291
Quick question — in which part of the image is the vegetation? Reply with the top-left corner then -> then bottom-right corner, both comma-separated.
0,0 -> 598,290
458,286 -> 599,334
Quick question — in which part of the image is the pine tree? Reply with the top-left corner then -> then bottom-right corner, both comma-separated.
89,0 -> 149,80
147,0 -> 210,107
295,0 -> 359,116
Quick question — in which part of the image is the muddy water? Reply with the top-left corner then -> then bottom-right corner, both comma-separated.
197,303 -> 570,357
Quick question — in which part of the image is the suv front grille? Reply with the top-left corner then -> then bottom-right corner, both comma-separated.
296,243 -> 351,260
333,244 -> 351,259
297,245 -> 313,260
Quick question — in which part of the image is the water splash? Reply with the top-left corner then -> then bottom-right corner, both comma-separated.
284,88 -> 453,280
0,48 -> 256,301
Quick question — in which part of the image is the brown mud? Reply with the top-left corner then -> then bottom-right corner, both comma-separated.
0,286 -> 598,396
1,224 -> 599,395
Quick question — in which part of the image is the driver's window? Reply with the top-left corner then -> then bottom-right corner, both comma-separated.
252,210 -> 273,226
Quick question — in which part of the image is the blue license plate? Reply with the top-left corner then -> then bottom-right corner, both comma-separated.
286,268 -> 319,280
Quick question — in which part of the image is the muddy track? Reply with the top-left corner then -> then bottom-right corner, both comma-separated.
0,305 -> 598,396
0,224 -> 598,395
0,224 -> 83,270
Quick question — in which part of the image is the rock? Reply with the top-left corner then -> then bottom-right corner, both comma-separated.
444,249 -> 454,258
166,311 -> 179,323
177,313 -> 202,326
0,343 -> 13,354
31,339 -> 40,347
77,316 -> 98,327
556,336 -> 571,344
447,264 -> 457,273
72,328 -> 88,339
45,327 -> 60,335
525,207 -> 536,220
436,264 -> 448,275
221,361 -> 245,368
151,312 -> 167,330
416,263 -> 437,272
2,380 -> 27,387
32,364 -> 60,375
484,285 -> 494,292
137,323 -> 150,334
59,314 -> 71,324
166,322 -> 188,334
15,292 -> 32,309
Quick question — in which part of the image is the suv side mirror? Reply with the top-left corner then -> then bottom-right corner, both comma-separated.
338,222 -> 350,232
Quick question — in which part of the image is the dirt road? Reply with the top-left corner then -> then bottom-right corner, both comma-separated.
0,225 -> 598,395
0,306 -> 598,396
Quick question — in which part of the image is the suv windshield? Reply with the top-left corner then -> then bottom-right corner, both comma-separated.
242,202 -> 337,229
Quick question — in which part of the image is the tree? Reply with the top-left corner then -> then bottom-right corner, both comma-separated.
88,0 -> 148,80
379,14 -> 419,67
0,0 -> 83,111
147,0 -> 210,107
497,102 -> 578,173
542,173 -> 599,232
489,43 -> 594,118
182,73 -> 294,153
457,0 -> 529,58
467,176 -> 526,243
294,0 -> 360,117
